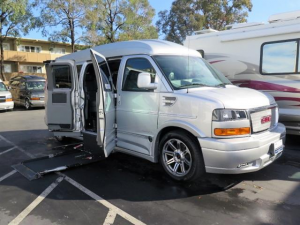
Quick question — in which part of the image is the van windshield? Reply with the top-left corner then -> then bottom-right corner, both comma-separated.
26,81 -> 45,90
0,82 -> 7,91
153,55 -> 231,89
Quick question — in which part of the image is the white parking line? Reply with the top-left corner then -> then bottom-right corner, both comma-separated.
0,170 -> 17,183
1,135 -> 146,225
8,176 -> 64,225
0,135 -> 34,158
0,146 -> 16,156
103,209 -> 117,225
63,175 -> 146,225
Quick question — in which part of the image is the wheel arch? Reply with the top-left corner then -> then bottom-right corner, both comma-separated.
153,121 -> 205,162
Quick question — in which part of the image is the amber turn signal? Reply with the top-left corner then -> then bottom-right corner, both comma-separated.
214,127 -> 250,136
5,98 -> 12,102
31,97 -> 40,100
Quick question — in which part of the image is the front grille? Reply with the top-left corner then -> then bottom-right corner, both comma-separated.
250,106 -> 277,133
0,96 -> 5,103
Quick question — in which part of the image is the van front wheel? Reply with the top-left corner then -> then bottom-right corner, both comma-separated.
159,131 -> 205,181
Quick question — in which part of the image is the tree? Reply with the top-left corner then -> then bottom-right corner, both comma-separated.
156,0 -> 252,44
35,0 -> 89,52
0,0 -> 34,81
83,0 -> 158,46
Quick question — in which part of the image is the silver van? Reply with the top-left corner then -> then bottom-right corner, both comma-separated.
44,40 -> 286,181
0,79 -> 14,111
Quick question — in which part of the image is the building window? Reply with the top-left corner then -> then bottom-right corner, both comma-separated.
261,40 -> 299,74
20,65 -> 42,73
19,45 -> 41,53
2,64 -> 12,73
53,65 -> 72,89
50,48 -> 66,54
3,43 -> 10,50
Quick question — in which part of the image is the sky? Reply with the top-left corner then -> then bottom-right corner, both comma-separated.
24,0 -> 300,41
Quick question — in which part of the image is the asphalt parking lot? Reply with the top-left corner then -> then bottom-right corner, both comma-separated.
0,107 -> 299,225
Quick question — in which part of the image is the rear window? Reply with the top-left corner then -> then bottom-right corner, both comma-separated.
53,65 -> 72,89
0,82 -> 7,91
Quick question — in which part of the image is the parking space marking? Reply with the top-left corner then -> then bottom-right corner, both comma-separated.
0,170 -> 17,183
63,175 -> 146,225
0,146 -> 17,156
103,209 -> 117,225
0,135 -> 145,225
8,176 -> 64,225
0,135 -> 34,158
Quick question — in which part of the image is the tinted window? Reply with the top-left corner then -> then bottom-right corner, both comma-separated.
53,65 -> 72,89
0,82 -> 7,91
123,58 -> 156,92
26,81 -> 45,90
76,65 -> 82,77
262,41 -> 298,74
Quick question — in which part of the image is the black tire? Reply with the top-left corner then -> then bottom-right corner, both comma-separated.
25,99 -> 31,110
159,130 -> 205,181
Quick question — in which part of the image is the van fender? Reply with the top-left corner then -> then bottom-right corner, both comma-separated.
151,120 -> 207,162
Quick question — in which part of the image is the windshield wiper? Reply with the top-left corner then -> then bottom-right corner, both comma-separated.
214,83 -> 226,88
179,83 -> 209,88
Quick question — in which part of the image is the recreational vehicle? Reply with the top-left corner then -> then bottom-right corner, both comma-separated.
184,10 -> 300,135
44,40 -> 286,181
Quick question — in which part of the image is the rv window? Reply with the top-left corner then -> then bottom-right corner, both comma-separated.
123,58 -> 156,92
298,44 -> 300,73
261,40 -> 298,74
53,65 -> 72,89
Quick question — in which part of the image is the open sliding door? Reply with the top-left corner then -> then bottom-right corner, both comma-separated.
90,49 -> 116,157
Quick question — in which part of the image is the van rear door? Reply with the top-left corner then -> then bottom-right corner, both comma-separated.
45,60 -> 80,132
90,49 -> 116,157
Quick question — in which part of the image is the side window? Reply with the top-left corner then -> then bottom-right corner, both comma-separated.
122,58 -> 156,92
298,44 -> 300,73
53,65 -> 72,89
76,65 -> 82,77
261,40 -> 298,74
19,82 -> 26,90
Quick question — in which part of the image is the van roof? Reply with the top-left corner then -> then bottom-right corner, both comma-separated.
57,39 -> 201,62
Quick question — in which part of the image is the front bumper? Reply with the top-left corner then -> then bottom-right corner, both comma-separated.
198,123 -> 286,174
0,101 -> 14,111
30,100 -> 45,107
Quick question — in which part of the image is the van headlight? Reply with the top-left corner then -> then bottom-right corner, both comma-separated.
212,109 -> 248,121
31,94 -> 40,100
212,109 -> 250,136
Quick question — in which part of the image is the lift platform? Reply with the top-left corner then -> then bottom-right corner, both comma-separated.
13,133 -> 105,180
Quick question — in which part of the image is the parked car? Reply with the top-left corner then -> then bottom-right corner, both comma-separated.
9,75 -> 46,110
0,79 -> 14,111
184,10 -> 300,135
44,40 -> 286,181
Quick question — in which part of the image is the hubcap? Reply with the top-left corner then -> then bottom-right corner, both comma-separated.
162,138 -> 192,177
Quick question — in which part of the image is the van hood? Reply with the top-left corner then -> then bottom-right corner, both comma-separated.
186,86 -> 276,109
0,90 -> 12,98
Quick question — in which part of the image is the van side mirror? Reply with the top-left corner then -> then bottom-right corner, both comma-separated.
137,72 -> 158,90
7,86 -> 11,90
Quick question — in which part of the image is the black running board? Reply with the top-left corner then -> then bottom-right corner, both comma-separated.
12,150 -> 104,180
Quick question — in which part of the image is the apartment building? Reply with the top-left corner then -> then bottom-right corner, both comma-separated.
2,37 -> 82,81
